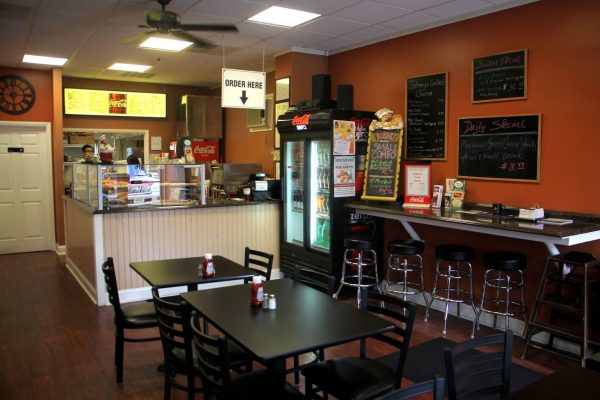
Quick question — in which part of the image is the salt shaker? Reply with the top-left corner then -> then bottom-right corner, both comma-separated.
268,294 -> 277,310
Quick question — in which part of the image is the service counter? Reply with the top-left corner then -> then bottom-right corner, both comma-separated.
63,162 -> 280,306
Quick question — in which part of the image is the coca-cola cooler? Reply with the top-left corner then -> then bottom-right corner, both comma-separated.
277,106 -> 382,287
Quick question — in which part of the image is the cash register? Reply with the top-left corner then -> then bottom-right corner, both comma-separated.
248,172 -> 280,201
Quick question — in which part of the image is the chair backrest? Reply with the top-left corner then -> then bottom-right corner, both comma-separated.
293,266 -> 336,295
102,257 -> 123,322
444,330 -> 513,400
152,289 -> 195,381
377,375 -> 445,400
363,290 -> 417,389
244,247 -> 274,281
189,310 -> 233,400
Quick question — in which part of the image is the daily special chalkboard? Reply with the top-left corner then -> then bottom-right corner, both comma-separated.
405,72 -> 447,160
362,129 -> 403,201
458,114 -> 541,182
472,49 -> 527,103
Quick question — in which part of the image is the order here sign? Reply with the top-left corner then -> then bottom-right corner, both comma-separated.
221,68 -> 266,109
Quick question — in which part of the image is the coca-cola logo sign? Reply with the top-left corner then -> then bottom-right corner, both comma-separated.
192,141 -> 219,162
292,114 -> 311,126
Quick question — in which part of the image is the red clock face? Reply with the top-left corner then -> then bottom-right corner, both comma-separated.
0,74 -> 36,115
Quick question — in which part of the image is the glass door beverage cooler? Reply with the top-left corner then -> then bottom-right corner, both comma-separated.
277,107 -> 377,285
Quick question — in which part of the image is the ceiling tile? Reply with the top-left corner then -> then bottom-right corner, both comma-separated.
312,35 -> 365,52
425,0 -> 493,19
374,0 -> 449,11
380,11 -> 440,32
187,0 -> 265,20
332,1 -> 412,24
299,16 -> 370,36
344,24 -> 399,41
275,0 -> 364,15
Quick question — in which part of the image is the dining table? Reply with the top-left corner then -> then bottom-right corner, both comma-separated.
505,364 -> 600,399
180,278 -> 395,388
130,255 -> 256,291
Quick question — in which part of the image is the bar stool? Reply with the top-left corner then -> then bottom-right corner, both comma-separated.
425,244 -> 476,335
334,235 -> 381,307
522,251 -> 600,367
471,251 -> 527,338
383,239 -> 427,304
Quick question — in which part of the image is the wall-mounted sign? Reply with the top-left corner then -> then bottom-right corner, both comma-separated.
221,68 -> 266,109
191,141 -> 219,163
63,88 -> 166,118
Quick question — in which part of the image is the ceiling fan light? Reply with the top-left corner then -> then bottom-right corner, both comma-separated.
248,6 -> 320,28
23,54 -> 67,66
139,37 -> 193,51
109,63 -> 151,73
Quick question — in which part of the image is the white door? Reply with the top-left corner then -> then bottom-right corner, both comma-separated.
0,122 -> 55,254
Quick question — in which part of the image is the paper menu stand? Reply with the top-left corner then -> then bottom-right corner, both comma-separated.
518,207 -> 544,220
431,185 -> 444,208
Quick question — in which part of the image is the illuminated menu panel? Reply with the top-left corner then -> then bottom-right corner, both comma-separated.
64,88 -> 166,118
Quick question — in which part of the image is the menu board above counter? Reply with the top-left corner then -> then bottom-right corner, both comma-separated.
64,88 -> 166,118
405,72 -> 447,160
458,114 -> 541,182
472,49 -> 527,103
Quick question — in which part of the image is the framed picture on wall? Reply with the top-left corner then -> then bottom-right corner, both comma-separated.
274,101 -> 289,149
275,77 -> 290,101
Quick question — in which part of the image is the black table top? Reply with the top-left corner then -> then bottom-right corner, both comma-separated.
505,365 -> 600,400
181,279 -> 394,363
130,255 -> 255,288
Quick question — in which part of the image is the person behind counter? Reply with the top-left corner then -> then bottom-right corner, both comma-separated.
81,144 -> 99,163
98,135 -> 114,164
127,154 -> 145,177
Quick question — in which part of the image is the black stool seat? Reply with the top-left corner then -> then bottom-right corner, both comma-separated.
564,251 -> 597,264
484,251 -> 527,271
435,244 -> 474,262
388,239 -> 425,256
344,236 -> 373,250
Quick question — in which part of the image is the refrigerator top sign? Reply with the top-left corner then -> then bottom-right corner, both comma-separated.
292,113 -> 311,130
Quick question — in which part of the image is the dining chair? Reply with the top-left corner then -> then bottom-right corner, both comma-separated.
302,290 -> 417,400
287,267 -> 336,385
244,247 -> 274,281
376,375 -> 445,400
189,307 -> 304,400
102,257 -> 160,384
443,330 -> 513,400
152,288 -> 201,400
153,289 -> 253,400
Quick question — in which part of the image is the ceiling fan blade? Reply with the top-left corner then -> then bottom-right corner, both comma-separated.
179,23 -> 238,32
170,30 -> 216,49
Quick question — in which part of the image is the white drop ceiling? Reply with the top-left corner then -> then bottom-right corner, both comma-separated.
0,0 -> 537,88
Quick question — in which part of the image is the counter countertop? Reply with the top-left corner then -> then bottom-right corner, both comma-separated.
346,201 -> 600,239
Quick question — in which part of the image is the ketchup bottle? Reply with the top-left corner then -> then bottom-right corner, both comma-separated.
202,253 -> 215,278
250,276 -> 264,307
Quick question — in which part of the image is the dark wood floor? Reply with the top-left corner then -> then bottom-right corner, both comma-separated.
0,251 -> 574,399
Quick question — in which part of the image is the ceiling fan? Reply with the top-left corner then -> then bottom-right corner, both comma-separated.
138,0 -> 238,49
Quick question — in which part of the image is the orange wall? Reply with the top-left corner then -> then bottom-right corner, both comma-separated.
327,0 -> 600,215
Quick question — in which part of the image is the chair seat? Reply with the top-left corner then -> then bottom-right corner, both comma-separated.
121,301 -> 158,328
388,240 -> 425,256
435,244 -> 474,262
302,357 -> 396,400
483,251 -> 526,271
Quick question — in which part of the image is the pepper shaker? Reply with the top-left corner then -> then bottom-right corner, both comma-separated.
262,293 -> 269,309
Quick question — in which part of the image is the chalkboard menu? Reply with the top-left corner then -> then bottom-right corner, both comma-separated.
405,72 -> 447,160
472,49 -> 527,103
362,129 -> 403,201
458,114 -> 541,182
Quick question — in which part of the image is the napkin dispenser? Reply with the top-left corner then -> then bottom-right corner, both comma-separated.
518,207 -> 544,221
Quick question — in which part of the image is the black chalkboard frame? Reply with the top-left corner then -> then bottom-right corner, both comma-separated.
472,49 -> 528,103
405,72 -> 448,161
457,114 -> 542,182
361,128 -> 403,201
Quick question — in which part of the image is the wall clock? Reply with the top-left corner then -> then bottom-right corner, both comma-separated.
0,74 -> 36,115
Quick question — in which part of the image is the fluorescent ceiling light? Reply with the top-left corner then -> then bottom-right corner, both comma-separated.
139,37 -> 193,51
109,63 -> 151,73
248,6 -> 320,28
23,54 -> 67,66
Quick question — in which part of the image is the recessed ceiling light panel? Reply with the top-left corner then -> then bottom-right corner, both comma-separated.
139,37 -> 193,51
109,63 -> 151,73
248,6 -> 320,28
23,54 -> 67,66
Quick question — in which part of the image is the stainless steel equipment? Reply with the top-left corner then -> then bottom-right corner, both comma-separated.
210,163 -> 262,189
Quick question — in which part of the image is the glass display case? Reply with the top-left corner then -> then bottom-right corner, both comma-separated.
64,163 -> 206,210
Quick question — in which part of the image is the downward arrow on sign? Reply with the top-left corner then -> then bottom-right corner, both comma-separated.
240,90 -> 248,104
